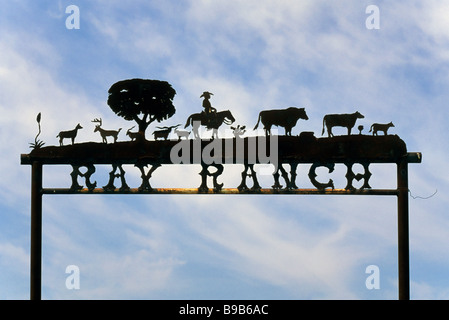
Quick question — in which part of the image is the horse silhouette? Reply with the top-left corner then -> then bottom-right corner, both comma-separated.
184,110 -> 235,139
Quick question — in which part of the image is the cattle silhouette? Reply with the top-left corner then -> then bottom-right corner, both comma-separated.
322,111 -> 364,137
254,107 -> 309,136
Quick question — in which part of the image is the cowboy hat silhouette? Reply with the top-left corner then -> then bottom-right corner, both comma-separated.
200,91 -> 213,98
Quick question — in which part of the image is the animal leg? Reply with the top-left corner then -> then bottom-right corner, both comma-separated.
193,124 -> 200,139
264,125 -> 272,136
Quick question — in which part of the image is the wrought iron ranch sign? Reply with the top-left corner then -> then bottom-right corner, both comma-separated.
21,78 -> 421,300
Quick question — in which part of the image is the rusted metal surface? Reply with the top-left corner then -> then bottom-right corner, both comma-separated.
21,134 -> 408,165
41,187 -> 401,195
21,136 -> 420,196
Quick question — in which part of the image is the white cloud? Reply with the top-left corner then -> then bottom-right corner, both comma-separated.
0,242 -> 29,273
166,194 -> 399,299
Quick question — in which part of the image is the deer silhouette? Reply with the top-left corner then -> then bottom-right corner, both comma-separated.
57,123 -> 83,146
92,118 -> 121,143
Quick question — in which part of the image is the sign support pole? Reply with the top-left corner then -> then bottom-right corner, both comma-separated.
397,156 -> 410,300
30,161 -> 42,300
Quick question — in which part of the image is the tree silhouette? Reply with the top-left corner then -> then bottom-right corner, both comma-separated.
107,78 -> 176,139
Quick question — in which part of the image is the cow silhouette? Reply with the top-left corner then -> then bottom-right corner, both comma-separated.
254,107 -> 309,136
322,111 -> 364,137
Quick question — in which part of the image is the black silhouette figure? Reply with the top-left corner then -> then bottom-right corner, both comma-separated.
322,111 -> 364,137
107,79 -> 176,140
184,91 -> 235,139
126,126 -> 140,141
184,110 -> 235,139
253,107 -> 308,136
200,91 -> 216,115
30,112 -> 45,149
153,124 -> 180,140
92,118 -> 122,143
369,122 -> 394,136
199,91 -> 219,130
231,124 -> 246,138
358,125 -> 364,135
57,123 -> 82,146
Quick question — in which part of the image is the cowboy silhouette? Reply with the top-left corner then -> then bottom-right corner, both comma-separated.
201,91 -> 217,114
200,91 -> 217,127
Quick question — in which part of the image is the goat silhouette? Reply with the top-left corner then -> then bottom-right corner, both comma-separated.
56,123 -> 82,146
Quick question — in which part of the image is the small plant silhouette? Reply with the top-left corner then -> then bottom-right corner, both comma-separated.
358,125 -> 364,135
30,112 -> 45,149
231,124 -> 246,138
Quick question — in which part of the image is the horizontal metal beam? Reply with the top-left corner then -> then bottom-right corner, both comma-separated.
41,187 -> 400,196
21,135 -> 411,165
406,152 -> 422,163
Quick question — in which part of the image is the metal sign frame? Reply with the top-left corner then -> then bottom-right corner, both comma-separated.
21,134 -> 421,300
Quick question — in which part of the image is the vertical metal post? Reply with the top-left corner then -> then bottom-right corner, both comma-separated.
397,157 -> 410,300
30,162 -> 42,300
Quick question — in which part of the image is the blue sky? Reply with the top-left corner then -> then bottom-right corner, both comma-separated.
1,0 -> 449,299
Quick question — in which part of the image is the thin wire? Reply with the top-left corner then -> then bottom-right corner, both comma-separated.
408,189 -> 437,200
